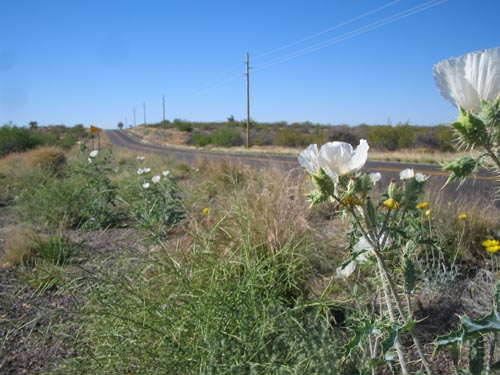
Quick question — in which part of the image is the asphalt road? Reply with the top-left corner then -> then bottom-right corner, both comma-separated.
106,129 -> 497,202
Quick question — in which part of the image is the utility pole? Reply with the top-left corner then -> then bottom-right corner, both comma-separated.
133,107 -> 136,127
245,52 -> 251,148
143,102 -> 147,126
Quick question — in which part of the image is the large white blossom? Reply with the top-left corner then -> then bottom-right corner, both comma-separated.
298,144 -> 320,174
152,175 -> 161,184
433,47 -> 500,113
318,139 -> 369,178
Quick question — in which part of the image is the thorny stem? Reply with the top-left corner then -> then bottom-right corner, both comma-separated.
376,251 -> 434,375
485,145 -> 500,172
375,254 -> 410,375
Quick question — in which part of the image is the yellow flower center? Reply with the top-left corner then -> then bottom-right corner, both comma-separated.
416,202 -> 428,209
382,198 -> 400,211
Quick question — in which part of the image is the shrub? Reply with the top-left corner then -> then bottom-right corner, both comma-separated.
210,127 -> 243,147
0,124 -> 39,157
190,131 -> 212,147
23,146 -> 66,175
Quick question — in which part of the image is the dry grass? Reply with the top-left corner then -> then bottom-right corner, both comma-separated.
0,146 -> 66,176
422,178 -> 500,262
0,225 -> 36,268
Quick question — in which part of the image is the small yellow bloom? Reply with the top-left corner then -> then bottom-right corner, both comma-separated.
482,239 -> 500,247
382,198 -> 400,211
425,209 -> 432,216
482,239 -> 500,253
458,213 -> 467,220
416,202 -> 428,209
486,245 -> 500,253
202,207 -> 210,215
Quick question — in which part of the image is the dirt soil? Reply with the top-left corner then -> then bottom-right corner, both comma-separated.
0,205 -> 143,374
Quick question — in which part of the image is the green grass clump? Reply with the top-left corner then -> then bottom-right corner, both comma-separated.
60,237 -> 348,374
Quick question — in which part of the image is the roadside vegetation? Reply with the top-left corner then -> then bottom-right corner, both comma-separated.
130,118 -> 457,155
0,126 -> 499,373
2,47 -> 500,374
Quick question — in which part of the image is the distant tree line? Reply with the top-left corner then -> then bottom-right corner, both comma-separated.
0,123 -> 90,157
146,118 -> 456,152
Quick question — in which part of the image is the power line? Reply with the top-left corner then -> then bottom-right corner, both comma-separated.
254,0 -> 448,71
192,1 -> 404,95
252,0 -> 402,61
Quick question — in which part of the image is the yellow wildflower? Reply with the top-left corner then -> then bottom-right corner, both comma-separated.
382,198 -> 400,211
458,213 -> 467,220
486,245 -> 500,253
202,207 -> 210,215
416,202 -> 428,209
482,239 -> 500,253
482,239 -> 500,247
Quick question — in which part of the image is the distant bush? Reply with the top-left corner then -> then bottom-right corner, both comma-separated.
367,124 -> 414,150
0,125 -> 39,157
172,119 -> 193,132
210,127 -> 243,147
191,132 -> 211,147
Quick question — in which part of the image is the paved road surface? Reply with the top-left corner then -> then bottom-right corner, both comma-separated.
106,129 -> 497,202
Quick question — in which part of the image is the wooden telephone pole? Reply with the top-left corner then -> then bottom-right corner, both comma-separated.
245,52 -> 250,148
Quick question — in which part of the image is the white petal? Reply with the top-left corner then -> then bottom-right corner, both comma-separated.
399,168 -> 414,180
433,47 -> 500,113
415,173 -> 429,182
318,142 -> 353,175
162,170 -> 170,176
336,261 -> 356,278
89,150 -> 99,158
298,144 -> 320,174
142,182 -> 150,189
152,175 -> 161,183
369,172 -> 381,184
347,139 -> 369,173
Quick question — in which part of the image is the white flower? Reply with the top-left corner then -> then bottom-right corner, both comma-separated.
87,158 -> 92,164
298,144 -> 320,174
415,173 -> 429,182
369,172 -> 381,185
336,261 -> 356,278
89,150 -> 99,158
152,175 -> 161,184
144,168 -> 151,173
142,182 -> 150,189
433,47 -> 500,113
162,170 -> 170,177
318,139 -> 369,181
336,236 -> 376,278
137,168 -> 145,175
353,236 -> 374,262
136,156 -> 145,161
400,168 -> 414,180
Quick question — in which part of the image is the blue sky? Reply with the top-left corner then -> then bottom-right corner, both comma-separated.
2,0 -> 500,129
